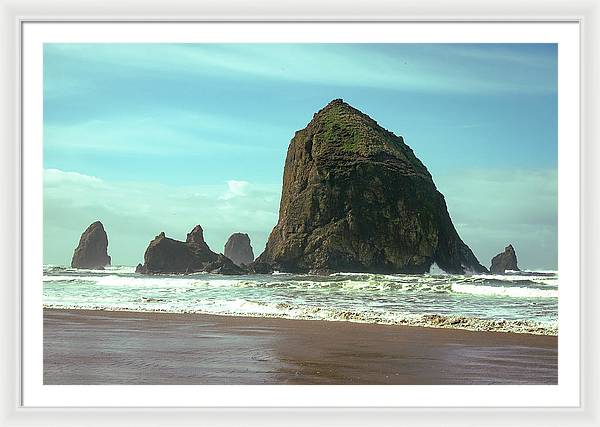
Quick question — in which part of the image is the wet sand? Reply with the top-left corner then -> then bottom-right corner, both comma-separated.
43,308 -> 557,385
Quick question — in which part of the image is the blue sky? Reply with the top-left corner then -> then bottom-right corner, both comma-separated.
43,43 -> 557,269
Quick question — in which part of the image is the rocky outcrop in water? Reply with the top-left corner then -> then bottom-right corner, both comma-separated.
204,254 -> 246,275
71,221 -> 111,269
490,244 -> 519,274
224,233 -> 254,266
256,99 -> 487,274
136,225 -> 244,275
247,262 -> 274,274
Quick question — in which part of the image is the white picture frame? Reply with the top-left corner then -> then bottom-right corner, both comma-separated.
1,0 -> 599,425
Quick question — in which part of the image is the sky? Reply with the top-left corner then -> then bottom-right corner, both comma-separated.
43,43 -> 558,270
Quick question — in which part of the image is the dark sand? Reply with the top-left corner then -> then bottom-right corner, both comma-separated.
43,308 -> 557,385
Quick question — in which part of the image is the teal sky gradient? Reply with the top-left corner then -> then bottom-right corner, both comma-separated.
43,43 -> 558,269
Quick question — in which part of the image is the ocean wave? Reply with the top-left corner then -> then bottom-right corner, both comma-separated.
43,300 -> 557,336
428,263 -> 448,275
43,265 -> 136,275
451,283 -> 558,298
43,273 -> 558,298
469,274 -> 558,287
43,266 -> 558,336
329,272 -> 370,277
43,275 -> 83,283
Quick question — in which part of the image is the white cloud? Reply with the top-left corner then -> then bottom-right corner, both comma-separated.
220,180 -> 249,200
44,168 -> 103,186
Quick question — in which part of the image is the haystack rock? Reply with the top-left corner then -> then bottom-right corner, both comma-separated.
71,221 -> 111,269
136,225 -> 245,275
256,99 -> 487,274
490,244 -> 519,274
224,233 -> 255,266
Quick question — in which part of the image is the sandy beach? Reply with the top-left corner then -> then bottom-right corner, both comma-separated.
43,308 -> 557,385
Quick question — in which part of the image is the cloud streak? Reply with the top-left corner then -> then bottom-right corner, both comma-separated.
44,110 -> 287,155
44,43 -> 557,98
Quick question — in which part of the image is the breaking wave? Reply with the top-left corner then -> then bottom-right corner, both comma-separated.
43,265 -> 558,336
42,272 -> 558,298
43,299 -> 557,336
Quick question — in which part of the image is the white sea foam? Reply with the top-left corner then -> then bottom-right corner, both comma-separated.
43,275 -> 82,282
428,263 -> 447,275
451,283 -> 558,298
470,274 -> 558,287
329,272 -> 369,277
272,271 -> 292,276
43,265 -> 136,275
43,299 -> 557,336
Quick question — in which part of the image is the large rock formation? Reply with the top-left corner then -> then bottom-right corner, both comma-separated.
256,99 -> 487,274
71,221 -> 111,269
490,244 -> 519,274
224,233 -> 255,266
136,225 -> 245,275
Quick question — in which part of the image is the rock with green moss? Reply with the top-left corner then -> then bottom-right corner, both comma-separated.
256,99 -> 487,274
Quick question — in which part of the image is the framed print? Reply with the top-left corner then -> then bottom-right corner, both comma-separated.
1,0 -> 599,426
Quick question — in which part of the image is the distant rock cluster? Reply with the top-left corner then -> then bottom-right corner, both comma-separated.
135,226 -> 246,275
71,221 -> 265,275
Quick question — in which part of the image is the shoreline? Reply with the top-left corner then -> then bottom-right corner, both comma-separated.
43,305 -> 557,336
44,308 -> 558,385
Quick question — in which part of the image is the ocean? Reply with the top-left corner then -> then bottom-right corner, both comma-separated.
42,265 -> 558,335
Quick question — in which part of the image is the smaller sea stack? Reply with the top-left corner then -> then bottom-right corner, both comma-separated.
490,244 -> 520,274
136,225 -> 245,275
224,233 -> 254,266
71,221 -> 111,269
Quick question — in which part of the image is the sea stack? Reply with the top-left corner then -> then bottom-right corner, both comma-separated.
71,221 -> 111,269
224,233 -> 255,266
256,99 -> 487,274
490,244 -> 519,274
136,225 -> 245,275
